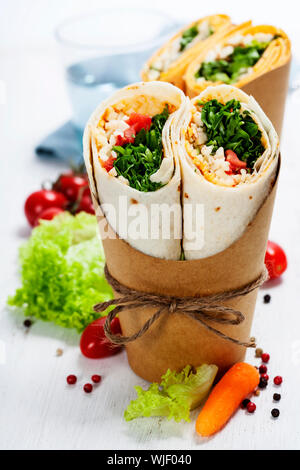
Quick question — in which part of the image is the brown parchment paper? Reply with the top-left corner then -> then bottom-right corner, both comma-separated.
92,161 -> 280,382
186,60 -> 291,137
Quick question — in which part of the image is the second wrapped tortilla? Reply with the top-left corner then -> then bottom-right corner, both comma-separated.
141,15 -> 231,90
174,84 -> 279,259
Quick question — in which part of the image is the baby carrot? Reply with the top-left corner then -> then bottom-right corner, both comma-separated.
195,362 -> 259,437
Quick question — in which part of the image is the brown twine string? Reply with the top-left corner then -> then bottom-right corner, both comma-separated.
94,265 -> 269,349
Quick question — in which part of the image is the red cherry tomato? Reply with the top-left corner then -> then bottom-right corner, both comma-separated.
225,150 -> 247,171
56,174 -> 90,202
126,113 -> 152,132
75,195 -> 95,215
265,241 -> 287,280
33,207 -> 65,227
25,190 -> 68,226
80,317 -> 122,359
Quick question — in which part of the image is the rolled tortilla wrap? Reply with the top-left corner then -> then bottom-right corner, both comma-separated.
83,81 -> 188,260
141,15 -> 232,90
185,22 -> 291,96
174,84 -> 279,259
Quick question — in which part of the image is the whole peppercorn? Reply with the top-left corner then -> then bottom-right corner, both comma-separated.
66,375 -> 77,385
261,353 -> 270,363
259,377 -> 268,389
261,373 -> 269,381
23,319 -> 32,328
273,393 -> 281,402
271,408 -> 280,418
263,294 -> 271,304
259,364 -> 267,374
83,383 -> 93,393
255,348 -> 263,358
241,398 -> 250,409
91,374 -> 101,384
246,402 -> 256,413
274,376 -> 283,386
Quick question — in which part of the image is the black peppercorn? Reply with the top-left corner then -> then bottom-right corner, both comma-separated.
263,294 -> 271,304
259,377 -> 268,389
271,408 -> 280,418
273,393 -> 281,402
241,398 -> 250,409
23,319 -> 32,328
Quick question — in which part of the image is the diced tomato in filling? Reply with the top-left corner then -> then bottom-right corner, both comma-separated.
126,113 -> 152,133
114,113 -> 152,147
115,127 -> 136,146
103,113 -> 152,171
225,149 -> 247,173
102,156 -> 116,172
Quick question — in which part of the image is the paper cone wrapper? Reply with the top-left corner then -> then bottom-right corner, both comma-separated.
93,161 -> 279,382
185,60 -> 291,138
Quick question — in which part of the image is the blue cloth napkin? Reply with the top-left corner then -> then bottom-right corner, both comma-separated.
35,121 -> 84,165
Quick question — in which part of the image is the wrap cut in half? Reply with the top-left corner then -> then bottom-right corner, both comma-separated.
184,22 -> 291,134
141,14 -> 232,90
83,81 -> 188,261
173,84 -> 279,260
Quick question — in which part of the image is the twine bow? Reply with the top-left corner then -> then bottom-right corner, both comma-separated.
94,265 -> 269,348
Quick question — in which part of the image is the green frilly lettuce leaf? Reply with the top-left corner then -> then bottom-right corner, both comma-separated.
124,364 -> 218,423
7,212 -> 112,331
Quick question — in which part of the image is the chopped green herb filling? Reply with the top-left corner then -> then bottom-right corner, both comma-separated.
196,40 -> 272,84
199,99 -> 265,168
112,106 -> 170,192
179,25 -> 199,51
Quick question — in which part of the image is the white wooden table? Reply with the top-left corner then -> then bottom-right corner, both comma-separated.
1,0 -> 300,450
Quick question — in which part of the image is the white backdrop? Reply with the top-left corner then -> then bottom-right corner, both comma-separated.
0,0 -> 300,450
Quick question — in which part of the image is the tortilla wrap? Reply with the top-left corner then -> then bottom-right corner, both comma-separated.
141,15 -> 232,90
83,81 -> 188,260
173,84 -> 279,259
185,22 -> 291,96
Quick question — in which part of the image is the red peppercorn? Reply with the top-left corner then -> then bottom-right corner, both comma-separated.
83,383 -> 93,393
91,374 -> 101,384
259,364 -> 267,374
261,373 -> 269,381
66,374 -> 77,385
274,376 -> 282,386
246,402 -> 256,413
261,353 -> 270,363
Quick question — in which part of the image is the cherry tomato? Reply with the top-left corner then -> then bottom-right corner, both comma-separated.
126,113 -> 152,132
33,207 -> 65,227
55,174 -> 90,202
25,190 -> 68,226
80,317 -> 122,359
265,241 -> 287,280
75,195 -> 95,215
225,150 -> 247,171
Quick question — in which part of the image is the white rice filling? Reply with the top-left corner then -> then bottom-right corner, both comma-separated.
92,108 -> 131,184
149,20 -> 212,77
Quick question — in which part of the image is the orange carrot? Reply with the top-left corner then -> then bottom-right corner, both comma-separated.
195,362 -> 259,437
